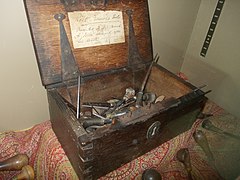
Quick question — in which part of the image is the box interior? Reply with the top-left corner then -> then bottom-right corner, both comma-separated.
56,65 -> 193,133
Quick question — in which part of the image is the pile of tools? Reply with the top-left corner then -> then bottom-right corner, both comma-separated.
74,53 -> 212,133
80,87 -> 162,132
77,54 -> 160,132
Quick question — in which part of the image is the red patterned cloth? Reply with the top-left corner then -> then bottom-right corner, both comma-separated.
0,101 -> 239,180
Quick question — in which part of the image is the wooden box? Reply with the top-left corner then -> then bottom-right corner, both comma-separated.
24,0 -> 208,179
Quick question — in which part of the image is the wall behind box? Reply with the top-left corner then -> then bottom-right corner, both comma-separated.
0,0 -> 239,131
181,0 -> 240,118
148,0 -> 201,73
0,1 -> 49,131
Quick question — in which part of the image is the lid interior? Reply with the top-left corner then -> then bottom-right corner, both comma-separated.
24,0 -> 153,87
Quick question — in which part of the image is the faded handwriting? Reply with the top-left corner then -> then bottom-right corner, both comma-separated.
68,11 -> 125,49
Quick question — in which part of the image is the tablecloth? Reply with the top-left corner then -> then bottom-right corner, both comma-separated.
1,101 -> 239,180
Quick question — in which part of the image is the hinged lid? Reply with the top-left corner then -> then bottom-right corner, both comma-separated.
24,0 -> 153,87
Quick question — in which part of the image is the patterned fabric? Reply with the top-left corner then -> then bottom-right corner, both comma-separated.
0,101 -> 239,180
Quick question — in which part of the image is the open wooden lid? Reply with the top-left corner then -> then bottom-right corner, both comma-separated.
24,0 -> 153,87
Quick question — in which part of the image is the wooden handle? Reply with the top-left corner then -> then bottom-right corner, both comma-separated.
13,165 -> 34,180
176,148 -> 193,180
0,154 -> 29,171
193,130 -> 214,161
193,130 -> 225,178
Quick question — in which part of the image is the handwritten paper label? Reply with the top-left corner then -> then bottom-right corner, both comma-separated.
68,11 -> 125,49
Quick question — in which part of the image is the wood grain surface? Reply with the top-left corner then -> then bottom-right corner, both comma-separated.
24,0 -> 152,86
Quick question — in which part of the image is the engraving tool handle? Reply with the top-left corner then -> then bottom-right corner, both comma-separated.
0,154 -> 29,171
193,130 -> 214,161
176,148 -> 193,180
12,165 -> 34,180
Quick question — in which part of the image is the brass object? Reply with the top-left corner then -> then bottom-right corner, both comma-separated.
0,154 -> 29,171
13,165 -> 34,180
176,148 -> 193,180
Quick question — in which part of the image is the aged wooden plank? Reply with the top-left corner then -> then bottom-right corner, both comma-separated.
24,0 -> 152,86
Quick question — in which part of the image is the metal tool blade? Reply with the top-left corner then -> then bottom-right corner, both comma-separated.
76,75 -> 81,119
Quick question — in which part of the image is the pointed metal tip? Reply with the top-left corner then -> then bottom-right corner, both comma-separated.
204,90 -> 212,95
